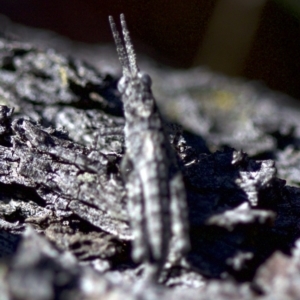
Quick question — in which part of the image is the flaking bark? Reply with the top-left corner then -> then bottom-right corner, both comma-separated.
0,28 -> 300,299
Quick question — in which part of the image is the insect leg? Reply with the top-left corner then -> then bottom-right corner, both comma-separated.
121,155 -> 148,262
168,172 -> 190,264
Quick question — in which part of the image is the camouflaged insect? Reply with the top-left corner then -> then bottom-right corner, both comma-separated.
109,14 -> 190,279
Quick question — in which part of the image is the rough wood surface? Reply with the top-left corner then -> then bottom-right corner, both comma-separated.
0,24 -> 300,299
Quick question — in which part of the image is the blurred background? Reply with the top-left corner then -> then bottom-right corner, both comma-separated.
0,0 -> 299,98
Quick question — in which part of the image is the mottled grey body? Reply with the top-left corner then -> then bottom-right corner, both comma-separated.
109,14 -> 190,279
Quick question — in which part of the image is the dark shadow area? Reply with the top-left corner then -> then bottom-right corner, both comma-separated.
183,147 -> 299,281
0,231 -> 21,257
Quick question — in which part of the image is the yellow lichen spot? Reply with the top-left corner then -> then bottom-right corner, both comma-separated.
59,67 -> 68,87
0,97 -> 8,106
213,90 -> 236,111
77,173 -> 96,183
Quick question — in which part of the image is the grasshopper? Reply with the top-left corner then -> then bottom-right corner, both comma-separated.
109,14 -> 190,280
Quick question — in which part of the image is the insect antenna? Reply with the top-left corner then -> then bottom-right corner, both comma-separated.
120,13 -> 138,77
108,15 -> 130,77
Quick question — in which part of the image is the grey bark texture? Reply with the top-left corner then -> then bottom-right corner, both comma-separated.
0,20 -> 300,299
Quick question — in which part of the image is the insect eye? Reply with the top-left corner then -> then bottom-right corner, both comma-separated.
117,76 -> 128,93
141,73 -> 152,87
